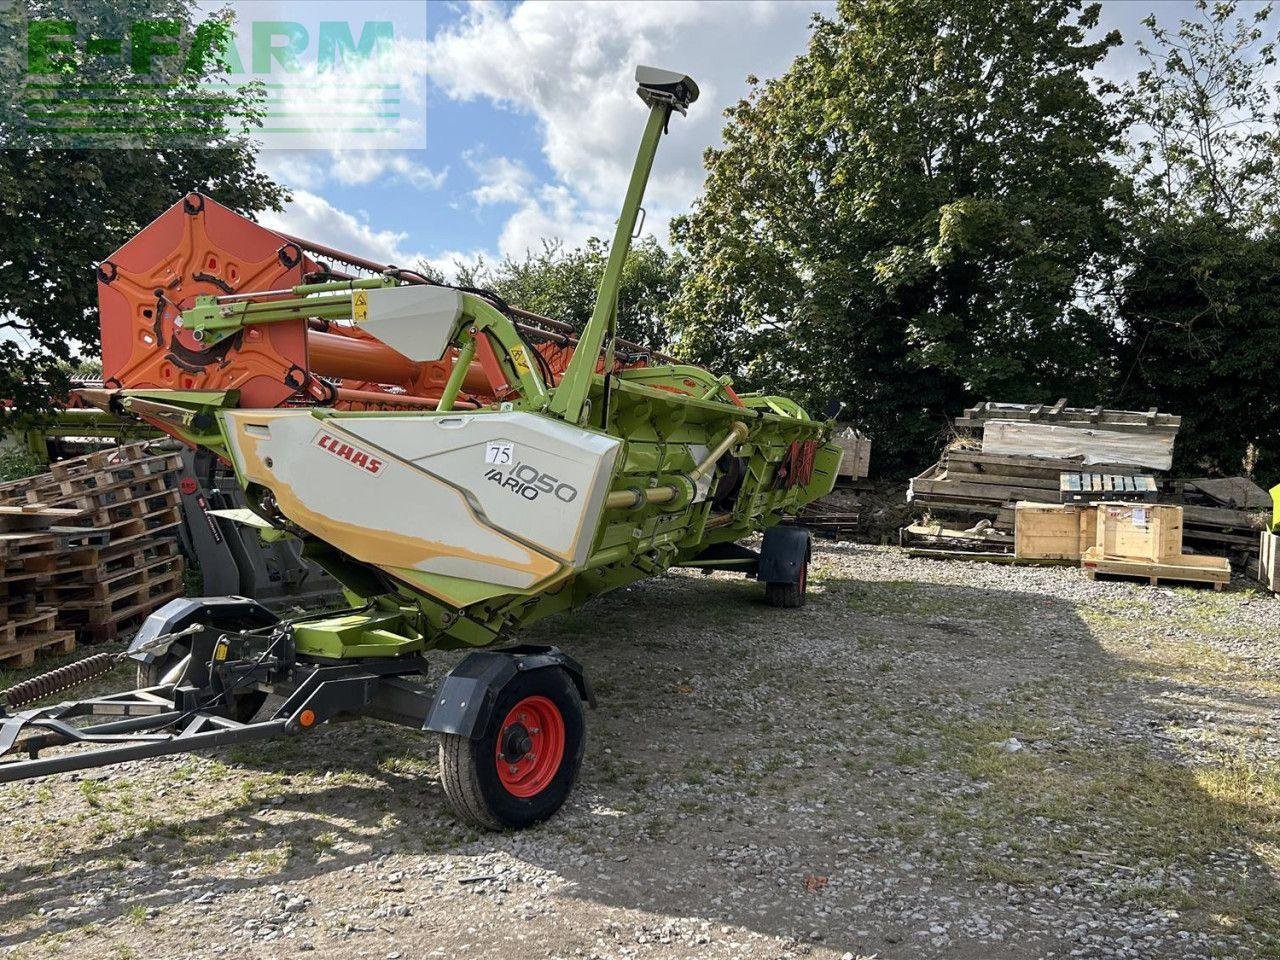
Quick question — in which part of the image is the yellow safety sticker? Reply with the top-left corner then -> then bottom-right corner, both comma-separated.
509,344 -> 530,376
352,289 -> 368,323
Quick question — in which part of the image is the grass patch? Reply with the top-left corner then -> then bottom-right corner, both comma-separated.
892,744 -> 929,767
969,857 -> 1046,885
846,581 -> 962,618
939,709 -> 1280,935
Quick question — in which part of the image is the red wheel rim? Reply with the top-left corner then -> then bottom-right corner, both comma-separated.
799,564 -> 807,592
494,695 -> 565,798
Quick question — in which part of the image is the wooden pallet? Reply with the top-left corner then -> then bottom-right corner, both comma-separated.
44,553 -> 179,602
52,483 -> 178,527
48,443 -> 154,479
54,467 -> 174,500
0,505 -> 87,533
0,630 -> 76,668
955,400 -> 1181,436
25,535 -> 180,578
1081,547 -> 1230,590
0,607 -> 59,644
0,593 -> 37,622
72,580 -> 185,643
52,452 -> 179,491
56,569 -> 184,625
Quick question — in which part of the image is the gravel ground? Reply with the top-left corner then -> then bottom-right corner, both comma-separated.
1,541 -> 1279,959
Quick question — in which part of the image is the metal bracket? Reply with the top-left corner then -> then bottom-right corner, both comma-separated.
0,657 -> 432,785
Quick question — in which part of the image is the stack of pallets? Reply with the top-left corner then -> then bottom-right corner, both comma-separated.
0,444 -> 185,654
0,507 -> 83,666
902,400 -> 1266,560
909,402 -> 1179,529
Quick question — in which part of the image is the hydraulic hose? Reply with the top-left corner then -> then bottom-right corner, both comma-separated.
605,421 -> 749,510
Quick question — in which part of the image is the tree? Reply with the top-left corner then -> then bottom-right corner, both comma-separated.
0,1 -> 286,420
669,0 -> 1124,473
1116,1 -> 1280,475
451,237 -> 680,351
1124,0 -> 1280,225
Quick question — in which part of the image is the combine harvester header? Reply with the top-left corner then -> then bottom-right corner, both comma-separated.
3,67 -> 843,830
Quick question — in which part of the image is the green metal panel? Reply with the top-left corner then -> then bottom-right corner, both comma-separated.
292,609 -> 423,659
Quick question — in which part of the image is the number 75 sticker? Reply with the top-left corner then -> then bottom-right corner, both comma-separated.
485,441 -> 514,465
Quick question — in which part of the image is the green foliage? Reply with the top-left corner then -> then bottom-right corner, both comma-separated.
0,0 -> 286,420
1117,216 -> 1280,475
1116,1 -> 1280,476
0,445 -> 43,483
451,237 -> 679,351
669,0 -> 1124,472
1123,0 -> 1280,225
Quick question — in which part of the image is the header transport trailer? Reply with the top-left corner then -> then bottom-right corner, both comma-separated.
0,67 -> 841,829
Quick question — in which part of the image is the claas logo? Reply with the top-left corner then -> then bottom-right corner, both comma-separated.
313,431 -> 386,476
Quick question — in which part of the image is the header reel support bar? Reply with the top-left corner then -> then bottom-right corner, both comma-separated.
548,67 -> 699,426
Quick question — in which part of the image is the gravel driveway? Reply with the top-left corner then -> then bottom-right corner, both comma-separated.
1,542 -> 1278,959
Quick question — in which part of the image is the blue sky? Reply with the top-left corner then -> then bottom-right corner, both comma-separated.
246,0 -> 1258,277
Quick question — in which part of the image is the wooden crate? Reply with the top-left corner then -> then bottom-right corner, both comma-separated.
833,427 -> 871,480
1260,530 -> 1280,593
1095,504 -> 1183,563
1082,547 -> 1230,590
1013,503 -> 1097,562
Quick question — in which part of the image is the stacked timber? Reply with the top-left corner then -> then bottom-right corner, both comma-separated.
0,507 -> 82,666
0,443 -> 184,653
909,446 -> 1145,530
1171,477 -> 1270,555
904,400 -> 1265,560
909,401 -> 1177,529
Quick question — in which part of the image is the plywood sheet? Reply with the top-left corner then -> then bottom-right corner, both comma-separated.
982,421 -> 1174,471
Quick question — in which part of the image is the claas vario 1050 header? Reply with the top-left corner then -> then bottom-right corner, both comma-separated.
0,68 -> 841,829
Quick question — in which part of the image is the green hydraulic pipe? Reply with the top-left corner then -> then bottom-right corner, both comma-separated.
604,421 -> 749,510
437,329 -> 478,413
548,101 -> 672,426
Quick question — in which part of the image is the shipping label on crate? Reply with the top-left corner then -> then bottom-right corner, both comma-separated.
1132,507 -> 1148,528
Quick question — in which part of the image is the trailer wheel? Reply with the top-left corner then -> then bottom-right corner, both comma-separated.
764,558 -> 807,608
136,648 -> 267,724
438,667 -> 585,831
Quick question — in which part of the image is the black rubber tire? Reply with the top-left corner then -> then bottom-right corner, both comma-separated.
438,667 -> 585,831
136,648 -> 267,724
764,558 -> 808,609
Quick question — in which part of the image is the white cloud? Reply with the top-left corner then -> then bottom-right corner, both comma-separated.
468,153 -> 534,206
426,0 -> 828,250
463,152 -> 613,256
421,247 -> 497,280
496,183 -> 612,260
257,190 -> 494,282
260,149 -> 447,193
331,153 -> 448,190
257,189 -> 423,267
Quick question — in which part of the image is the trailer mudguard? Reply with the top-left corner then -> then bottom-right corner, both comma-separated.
127,596 -> 278,665
757,526 -> 811,584
423,646 -> 594,739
